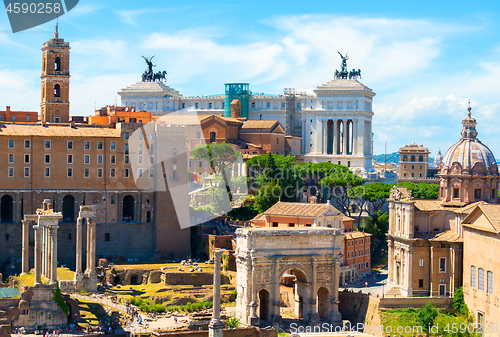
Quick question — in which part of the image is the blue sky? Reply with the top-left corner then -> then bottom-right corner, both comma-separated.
1,0 -> 500,157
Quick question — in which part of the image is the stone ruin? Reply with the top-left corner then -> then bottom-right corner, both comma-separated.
59,205 -> 98,292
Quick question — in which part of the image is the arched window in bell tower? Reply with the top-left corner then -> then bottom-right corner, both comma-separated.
54,84 -> 61,98
55,57 -> 61,71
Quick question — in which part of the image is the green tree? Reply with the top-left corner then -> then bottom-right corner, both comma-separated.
254,180 -> 281,213
191,143 -> 239,176
359,210 -> 389,244
452,287 -> 469,317
320,165 -> 365,216
417,302 -> 439,332
394,182 -> 439,199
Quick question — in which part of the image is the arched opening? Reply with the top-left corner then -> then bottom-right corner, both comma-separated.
210,132 -> 216,143
54,84 -> 61,98
286,268 -> 308,319
326,120 -> 334,154
1,195 -> 13,223
130,274 -> 139,285
62,195 -> 75,222
419,155 -> 424,162
411,155 -> 415,162
123,195 -> 134,221
54,57 -> 61,71
317,287 -> 330,319
403,155 -> 407,162
258,289 -> 270,322
346,120 -> 353,154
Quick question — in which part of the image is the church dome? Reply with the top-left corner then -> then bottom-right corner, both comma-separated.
433,149 -> 443,168
440,106 -> 498,176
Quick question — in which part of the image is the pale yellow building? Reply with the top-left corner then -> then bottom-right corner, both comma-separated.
398,144 -> 430,178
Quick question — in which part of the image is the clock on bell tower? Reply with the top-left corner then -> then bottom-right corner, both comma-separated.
40,24 -> 70,123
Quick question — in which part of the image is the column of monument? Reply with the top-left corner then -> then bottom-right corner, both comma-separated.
272,258 -> 282,326
50,225 -> 58,284
86,218 -> 91,272
41,226 -> 46,278
34,223 -> 42,284
21,220 -> 29,274
209,249 -> 224,337
75,217 -> 83,276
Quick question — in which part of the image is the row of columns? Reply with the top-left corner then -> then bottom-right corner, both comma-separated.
76,205 -> 98,279
321,119 -> 359,156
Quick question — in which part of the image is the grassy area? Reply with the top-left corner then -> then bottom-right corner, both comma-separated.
380,308 -> 421,336
16,268 -> 75,286
78,299 -> 108,329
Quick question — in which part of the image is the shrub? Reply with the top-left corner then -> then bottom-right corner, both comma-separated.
225,317 -> 240,329
417,302 -> 439,332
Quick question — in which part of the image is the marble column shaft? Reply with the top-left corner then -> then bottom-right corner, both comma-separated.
21,220 -> 29,274
76,217 -> 83,274
86,219 -> 91,271
50,227 -> 58,283
89,219 -> 96,272
34,226 -> 42,284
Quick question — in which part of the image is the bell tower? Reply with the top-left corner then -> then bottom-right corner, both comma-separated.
40,24 -> 70,123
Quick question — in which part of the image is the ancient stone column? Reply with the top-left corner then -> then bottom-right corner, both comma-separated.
309,261 -> 319,324
41,227 -> 46,278
209,249 -> 224,337
75,217 -> 83,275
21,220 -> 29,274
34,225 -> 42,284
330,256 -> 342,325
86,218 -> 91,271
272,257 -> 282,326
249,255 -> 259,326
50,226 -> 58,284
89,218 -> 96,274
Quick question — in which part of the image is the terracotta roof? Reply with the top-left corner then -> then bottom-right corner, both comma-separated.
0,123 -> 121,137
462,204 -> 500,233
428,229 -> 463,242
255,201 -> 342,218
413,200 -> 484,214
241,120 -> 279,129
343,215 -> 355,222
345,231 -> 372,239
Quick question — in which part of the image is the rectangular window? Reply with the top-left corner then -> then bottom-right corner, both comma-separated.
24,140 -> 30,149
347,241 -> 350,247
150,133 -> 154,141
138,155 -> 143,165
347,252 -> 350,258
471,266 -> 476,288
8,139 -> 14,148
195,103 -> 199,108
45,140 -> 51,149
149,169 -> 154,178
67,140 -> 73,149
97,154 -> 103,164
419,279 -> 424,288
266,102 -> 270,108
361,238 -> 364,244
110,168 -> 116,178
124,168 -> 130,178
487,271 -> 493,294
419,259 -> 424,267
198,161 -> 203,168
196,132 -> 201,139
24,167 -> 29,177
84,168 -> 90,178
8,153 -> 14,163
138,168 -> 143,178
172,170 -> 177,180
305,224 -> 311,227
288,223 -> 295,227
125,132 -> 129,140
104,233 -> 110,242
97,168 -> 103,178
124,155 -> 130,164
146,211 -> 152,223
475,188 -> 482,199
8,167 -> 14,177
97,141 -> 103,150
44,154 -> 50,164
272,222 -> 278,227
125,143 -> 129,154
110,155 -> 116,164
84,141 -> 90,150
453,188 -> 460,199
138,144 -> 143,155
478,268 -> 485,291
110,141 -> 116,150
138,132 -> 143,140
439,258 -> 446,272
26,116 -> 30,122
67,168 -> 73,177
365,261 -> 369,268
44,167 -> 50,177
67,154 -> 73,164
150,156 -> 154,165
84,154 -> 90,164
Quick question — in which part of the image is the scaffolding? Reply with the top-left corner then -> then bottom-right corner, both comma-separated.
284,88 -> 306,137
224,83 -> 250,118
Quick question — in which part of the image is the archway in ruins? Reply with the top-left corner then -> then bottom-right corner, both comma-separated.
317,287 -> 330,319
284,268 -> 308,320
1,195 -> 13,223
62,195 -> 75,222
258,288 -> 270,322
123,195 -> 134,221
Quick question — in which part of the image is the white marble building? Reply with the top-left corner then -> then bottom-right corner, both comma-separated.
118,76 -> 377,176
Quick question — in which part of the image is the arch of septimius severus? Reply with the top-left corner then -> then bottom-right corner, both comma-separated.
235,227 -> 344,326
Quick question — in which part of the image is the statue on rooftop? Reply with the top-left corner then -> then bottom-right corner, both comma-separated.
141,56 -> 167,83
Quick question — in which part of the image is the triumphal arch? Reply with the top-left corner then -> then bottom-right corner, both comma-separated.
235,227 -> 344,326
